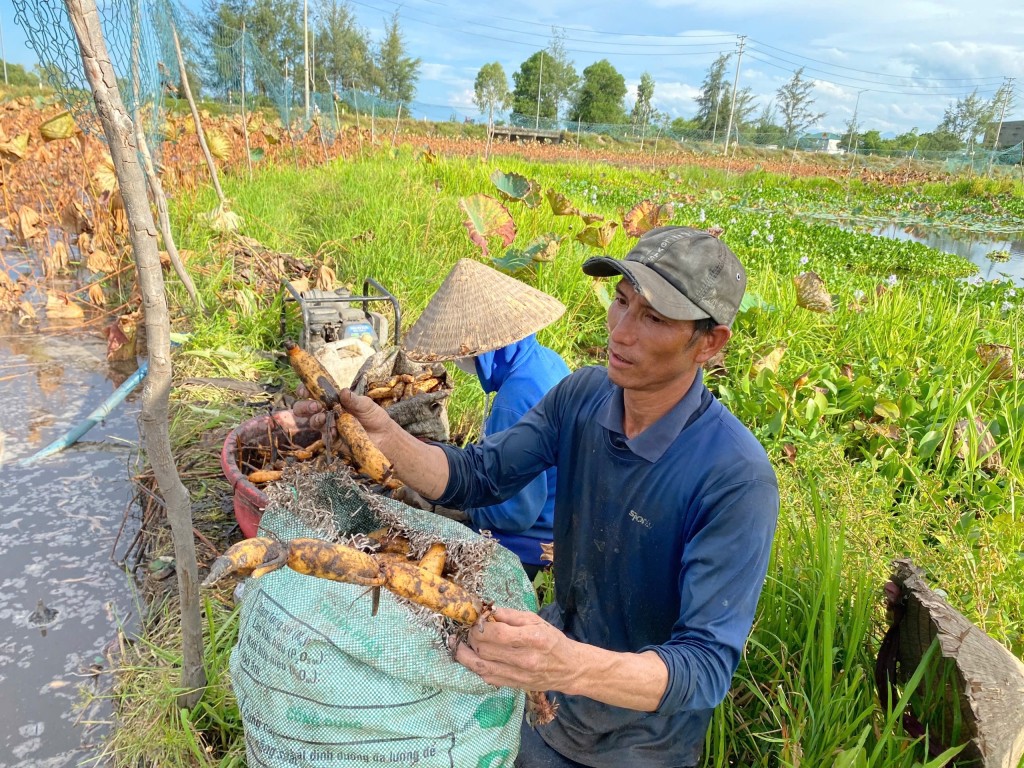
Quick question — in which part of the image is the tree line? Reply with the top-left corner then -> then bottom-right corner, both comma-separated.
200,0 -> 421,104
475,32 -> 1017,153
4,0 -> 1015,152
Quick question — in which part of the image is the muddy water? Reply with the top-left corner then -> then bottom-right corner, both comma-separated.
0,318 -> 141,767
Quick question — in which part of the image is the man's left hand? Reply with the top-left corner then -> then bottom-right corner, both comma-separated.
451,608 -> 579,693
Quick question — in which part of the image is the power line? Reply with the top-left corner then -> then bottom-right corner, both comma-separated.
375,0 -> 740,40
354,0 -> 1011,90
744,53 -> 1004,97
746,37 -> 1005,84
347,0 -> 736,54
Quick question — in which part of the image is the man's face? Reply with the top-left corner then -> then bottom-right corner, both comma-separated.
605,279 -> 709,394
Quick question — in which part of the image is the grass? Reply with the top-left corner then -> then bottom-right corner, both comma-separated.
92,144 -> 1024,767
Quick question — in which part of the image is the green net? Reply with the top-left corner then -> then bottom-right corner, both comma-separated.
12,0 -> 165,148
943,141 -> 1024,173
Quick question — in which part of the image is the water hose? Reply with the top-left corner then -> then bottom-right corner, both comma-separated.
17,359 -> 149,466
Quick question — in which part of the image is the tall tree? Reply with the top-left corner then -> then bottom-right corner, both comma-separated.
543,30 -> 578,119
569,59 -> 627,124
749,101 -> 786,146
938,88 -> 993,144
373,11 -> 420,103
511,51 -> 556,122
717,86 -> 758,137
631,72 -> 655,134
776,67 -> 825,144
510,30 -> 578,123
474,62 -> 512,128
694,53 -> 731,134
313,0 -> 373,92
202,0 -> 303,98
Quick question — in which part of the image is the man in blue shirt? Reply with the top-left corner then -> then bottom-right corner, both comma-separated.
401,258 -> 571,578
318,227 -> 779,767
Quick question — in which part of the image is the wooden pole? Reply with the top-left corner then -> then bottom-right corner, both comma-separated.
64,0 -> 206,708
241,21 -> 252,179
390,102 -> 402,149
303,0 -> 310,122
170,21 -> 227,205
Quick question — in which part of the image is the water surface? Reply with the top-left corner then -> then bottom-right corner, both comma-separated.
869,223 -> 1024,284
0,318 -> 141,767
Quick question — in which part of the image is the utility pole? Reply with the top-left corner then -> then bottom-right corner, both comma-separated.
848,89 -> 868,153
988,77 -> 1014,176
1,6 -> 8,86
992,77 -> 1014,150
723,35 -> 745,155
284,57 -> 290,126
535,51 -> 544,130
303,0 -> 310,121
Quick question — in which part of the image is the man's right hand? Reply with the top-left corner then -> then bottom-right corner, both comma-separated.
296,385 -> 452,501
336,388 -> 396,444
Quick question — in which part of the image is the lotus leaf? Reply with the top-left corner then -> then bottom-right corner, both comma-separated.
459,194 -> 516,256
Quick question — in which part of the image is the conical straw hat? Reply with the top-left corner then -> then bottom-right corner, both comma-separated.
403,259 -> 566,362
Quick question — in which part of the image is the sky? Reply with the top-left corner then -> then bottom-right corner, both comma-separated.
2,0 -> 1023,137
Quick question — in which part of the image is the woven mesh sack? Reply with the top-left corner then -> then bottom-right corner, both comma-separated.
230,471 -> 535,768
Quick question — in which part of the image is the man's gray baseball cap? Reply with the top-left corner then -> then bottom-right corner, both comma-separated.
582,226 -> 747,327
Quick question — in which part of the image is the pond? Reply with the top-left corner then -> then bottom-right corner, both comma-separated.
0,316 -> 141,768
869,223 -> 1024,285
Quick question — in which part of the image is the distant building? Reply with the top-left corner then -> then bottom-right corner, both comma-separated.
993,119 -> 1024,149
797,132 -> 846,154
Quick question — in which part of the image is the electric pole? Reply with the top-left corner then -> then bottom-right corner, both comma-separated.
988,77 -> 1014,176
1,6 -> 8,87
535,51 -> 544,130
848,89 -> 868,153
992,77 -> 1014,150
723,35 -> 746,155
303,0 -> 310,121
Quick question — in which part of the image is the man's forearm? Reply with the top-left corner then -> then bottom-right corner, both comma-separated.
376,419 -> 450,499
564,645 -> 669,712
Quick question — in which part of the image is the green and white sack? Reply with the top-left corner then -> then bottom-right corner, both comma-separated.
230,471 -> 535,768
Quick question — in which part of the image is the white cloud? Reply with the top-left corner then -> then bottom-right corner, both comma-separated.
651,81 -> 702,117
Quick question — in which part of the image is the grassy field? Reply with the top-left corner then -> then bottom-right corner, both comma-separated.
91,144 -> 1024,767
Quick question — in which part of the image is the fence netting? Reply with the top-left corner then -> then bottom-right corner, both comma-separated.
11,0 -> 1024,169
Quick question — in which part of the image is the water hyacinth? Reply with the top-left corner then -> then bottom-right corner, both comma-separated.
886,274 -> 899,287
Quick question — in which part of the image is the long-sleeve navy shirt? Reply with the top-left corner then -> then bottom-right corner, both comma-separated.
436,366 -> 779,767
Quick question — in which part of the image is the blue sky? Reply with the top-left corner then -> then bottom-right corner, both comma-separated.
3,0 -> 1023,137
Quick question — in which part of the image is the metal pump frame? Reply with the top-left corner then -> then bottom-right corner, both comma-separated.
280,277 -> 402,349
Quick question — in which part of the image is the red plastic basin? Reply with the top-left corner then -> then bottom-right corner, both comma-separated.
220,414 -> 275,538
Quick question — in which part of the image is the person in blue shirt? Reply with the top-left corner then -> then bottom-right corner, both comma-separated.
303,228 -> 780,767
401,258 -> 571,579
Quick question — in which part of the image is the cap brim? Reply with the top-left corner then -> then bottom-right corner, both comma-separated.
582,257 -> 711,322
